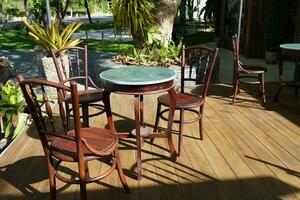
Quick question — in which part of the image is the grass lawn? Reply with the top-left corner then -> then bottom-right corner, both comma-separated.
83,39 -> 133,54
0,28 -> 213,53
0,30 -> 35,49
0,29 -> 133,54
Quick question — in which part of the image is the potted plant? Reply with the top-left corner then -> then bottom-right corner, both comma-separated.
0,80 -> 28,155
22,17 -> 83,82
264,0 -> 290,64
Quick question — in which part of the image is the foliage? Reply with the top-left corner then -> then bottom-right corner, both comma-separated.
0,80 -> 26,139
200,0 -> 239,36
113,40 -> 182,67
3,0 -> 24,17
22,16 -> 82,55
264,0 -> 291,52
200,0 -> 220,27
111,0 -> 156,36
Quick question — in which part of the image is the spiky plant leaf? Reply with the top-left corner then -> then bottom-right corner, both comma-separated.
22,17 -> 82,56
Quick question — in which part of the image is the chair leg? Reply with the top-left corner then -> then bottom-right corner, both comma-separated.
178,109 -> 184,156
115,148 -> 130,193
47,157 -> 56,200
199,106 -> 204,140
151,103 -> 161,144
85,160 -> 90,179
82,103 -> 89,127
65,102 -> 70,130
79,181 -> 87,200
232,79 -> 239,103
260,73 -> 266,103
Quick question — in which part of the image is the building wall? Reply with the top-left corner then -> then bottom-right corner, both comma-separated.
243,0 -> 267,58
293,1 -> 300,41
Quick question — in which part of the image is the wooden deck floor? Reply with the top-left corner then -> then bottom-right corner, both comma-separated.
0,83 -> 300,200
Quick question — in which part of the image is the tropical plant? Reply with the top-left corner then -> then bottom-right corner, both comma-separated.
0,80 -> 27,139
22,16 -> 82,55
113,40 -> 182,67
111,0 -> 157,47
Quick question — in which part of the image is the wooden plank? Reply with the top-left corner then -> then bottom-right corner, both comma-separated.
206,95 -> 298,199
206,85 -> 300,199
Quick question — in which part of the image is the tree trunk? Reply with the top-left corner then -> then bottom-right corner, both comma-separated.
180,0 -> 186,25
84,0 -> 93,23
155,0 -> 182,47
62,0 -> 71,19
130,0 -> 182,48
0,0 -> 3,14
187,0 -> 194,21
24,0 -> 29,19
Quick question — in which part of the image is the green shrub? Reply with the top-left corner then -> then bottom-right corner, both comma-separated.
0,80 -> 26,139
113,40 -> 182,67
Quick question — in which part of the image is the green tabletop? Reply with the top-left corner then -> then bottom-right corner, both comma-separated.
100,66 -> 176,85
280,43 -> 300,51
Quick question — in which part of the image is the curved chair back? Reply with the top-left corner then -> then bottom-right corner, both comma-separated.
232,34 -> 247,73
17,75 -> 84,162
181,44 -> 219,100
51,46 -> 94,90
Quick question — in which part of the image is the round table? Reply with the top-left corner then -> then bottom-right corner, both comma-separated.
100,66 -> 177,180
275,43 -> 300,101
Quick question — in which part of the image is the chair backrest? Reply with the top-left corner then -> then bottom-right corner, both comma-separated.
232,34 -> 245,73
17,75 -> 85,161
51,46 -> 89,90
181,44 -> 219,99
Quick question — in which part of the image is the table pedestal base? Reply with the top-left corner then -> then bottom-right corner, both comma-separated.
103,86 -> 177,181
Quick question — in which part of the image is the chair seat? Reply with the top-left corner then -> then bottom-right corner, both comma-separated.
158,93 -> 204,109
51,127 -> 117,161
241,65 -> 267,73
65,89 -> 103,104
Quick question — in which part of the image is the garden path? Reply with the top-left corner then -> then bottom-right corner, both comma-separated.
1,45 -> 296,85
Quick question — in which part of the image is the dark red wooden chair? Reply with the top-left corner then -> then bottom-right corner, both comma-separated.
232,34 -> 267,103
17,75 -> 129,200
51,46 -> 104,128
152,45 -> 219,156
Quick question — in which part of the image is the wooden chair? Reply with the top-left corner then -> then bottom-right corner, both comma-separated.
232,34 -> 267,103
51,46 -> 104,128
153,45 -> 219,156
17,75 -> 129,200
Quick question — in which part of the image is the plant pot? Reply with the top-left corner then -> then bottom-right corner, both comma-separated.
265,51 -> 279,64
0,113 -> 29,156
41,55 -> 70,82
0,56 -> 12,84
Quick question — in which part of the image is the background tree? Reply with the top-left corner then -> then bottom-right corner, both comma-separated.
155,0 -> 181,46
23,0 -> 29,19
111,0 -> 157,47
84,0 -> 92,23
112,0 -> 182,48
179,0 -> 186,25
